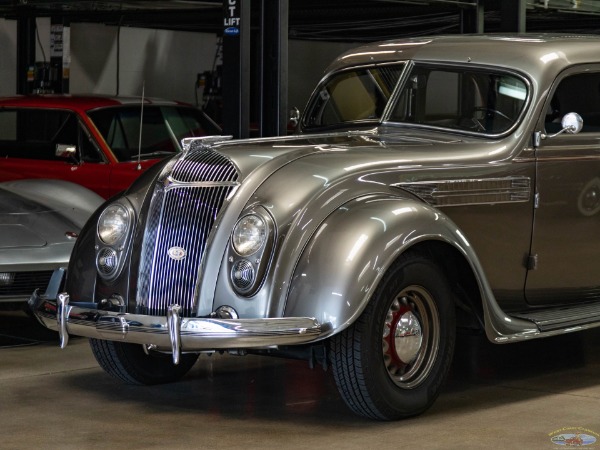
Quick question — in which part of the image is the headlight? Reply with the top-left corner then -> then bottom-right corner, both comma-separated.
98,204 -> 130,245
95,201 -> 134,281
232,214 -> 267,256
228,208 -> 275,296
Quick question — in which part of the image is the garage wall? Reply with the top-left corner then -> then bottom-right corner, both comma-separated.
288,40 -> 355,111
80,27 -> 355,110
0,18 -> 219,105
0,20 -> 17,96
70,23 -> 219,104
0,18 -> 355,114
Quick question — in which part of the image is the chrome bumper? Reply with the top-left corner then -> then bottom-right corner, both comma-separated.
28,272 -> 325,365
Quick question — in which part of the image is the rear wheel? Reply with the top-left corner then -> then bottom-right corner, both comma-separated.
330,251 -> 456,420
89,338 -> 199,385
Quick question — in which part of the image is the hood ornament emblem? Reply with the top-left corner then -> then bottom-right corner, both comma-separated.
168,246 -> 187,261
181,135 -> 232,152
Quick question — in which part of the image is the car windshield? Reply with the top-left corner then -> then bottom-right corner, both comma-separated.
302,63 -> 406,130
302,62 -> 528,135
89,105 -> 214,162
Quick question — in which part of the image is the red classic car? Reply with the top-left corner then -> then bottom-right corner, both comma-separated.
0,95 -> 220,198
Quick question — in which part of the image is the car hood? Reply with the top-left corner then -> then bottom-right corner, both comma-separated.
0,182 -> 101,249
210,129 -> 510,182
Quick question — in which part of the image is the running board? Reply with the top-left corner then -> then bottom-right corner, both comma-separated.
511,301 -> 600,332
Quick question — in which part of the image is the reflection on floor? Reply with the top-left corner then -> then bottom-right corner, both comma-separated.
1,309 -> 600,449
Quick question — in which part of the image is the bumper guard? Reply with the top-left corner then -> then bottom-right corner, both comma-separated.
28,270 -> 326,365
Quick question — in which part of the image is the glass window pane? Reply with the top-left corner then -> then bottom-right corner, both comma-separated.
303,64 -> 405,129
89,106 -> 178,161
546,72 -> 600,133
0,109 -> 77,160
390,66 -> 528,134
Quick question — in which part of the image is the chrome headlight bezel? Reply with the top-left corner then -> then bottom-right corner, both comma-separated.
97,203 -> 131,246
228,207 -> 275,296
95,201 -> 134,281
232,214 -> 267,257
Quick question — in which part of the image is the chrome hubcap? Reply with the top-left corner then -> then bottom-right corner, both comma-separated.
382,285 -> 440,389
393,311 -> 422,363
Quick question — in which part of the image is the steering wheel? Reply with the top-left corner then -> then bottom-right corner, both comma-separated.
470,107 -> 512,132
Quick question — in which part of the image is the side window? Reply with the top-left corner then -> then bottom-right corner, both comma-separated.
0,111 -> 17,140
425,71 -> 459,120
53,113 -> 78,145
78,124 -> 104,163
546,72 -> 600,133
390,66 -> 527,134
0,109 -> 78,160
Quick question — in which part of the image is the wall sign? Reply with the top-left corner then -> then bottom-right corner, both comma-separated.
223,0 -> 240,36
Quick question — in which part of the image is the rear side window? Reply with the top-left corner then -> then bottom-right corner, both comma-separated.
0,109 -> 79,160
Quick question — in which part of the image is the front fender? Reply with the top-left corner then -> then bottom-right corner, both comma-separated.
284,195 -> 465,334
285,194 -> 538,341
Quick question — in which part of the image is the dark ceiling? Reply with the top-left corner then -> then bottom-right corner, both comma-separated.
1,0 -> 600,42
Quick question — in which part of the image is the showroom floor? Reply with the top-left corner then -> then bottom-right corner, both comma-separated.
1,310 -> 599,450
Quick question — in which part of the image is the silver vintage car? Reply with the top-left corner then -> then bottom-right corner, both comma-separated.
1,179 -> 102,308
30,34 -> 600,420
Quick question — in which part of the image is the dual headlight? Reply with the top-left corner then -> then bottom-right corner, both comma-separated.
95,200 -> 273,293
229,208 -> 274,296
98,204 -> 130,246
96,202 -> 133,280
232,214 -> 267,256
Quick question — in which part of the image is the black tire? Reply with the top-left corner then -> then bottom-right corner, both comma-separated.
89,338 -> 199,385
330,251 -> 456,420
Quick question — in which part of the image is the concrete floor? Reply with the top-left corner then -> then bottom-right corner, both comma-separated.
1,310 -> 600,450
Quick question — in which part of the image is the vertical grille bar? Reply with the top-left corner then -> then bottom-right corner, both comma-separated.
171,148 -> 238,183
137,148 -> 238,317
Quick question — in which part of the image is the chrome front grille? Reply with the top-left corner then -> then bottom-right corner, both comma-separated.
137,148 -> 238,317
0,270 -> 53,297
171,145 -> 238,183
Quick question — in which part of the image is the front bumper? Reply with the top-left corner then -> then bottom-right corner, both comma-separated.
29,271 -> 326,364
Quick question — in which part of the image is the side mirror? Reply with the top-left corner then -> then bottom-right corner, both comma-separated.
289,107 -> 300,128
561,112 -> 583,134
55,143 -> 77,159
538,112 -> 584,143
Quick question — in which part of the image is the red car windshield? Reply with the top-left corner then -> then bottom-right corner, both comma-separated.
89,105 -> 217,162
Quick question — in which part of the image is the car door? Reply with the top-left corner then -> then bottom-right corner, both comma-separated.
0,108 -> 112,198
526,65 -> 600,305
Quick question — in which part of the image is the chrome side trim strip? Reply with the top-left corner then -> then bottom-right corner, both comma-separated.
493,320 -> 600,344
395,176 -> 531,207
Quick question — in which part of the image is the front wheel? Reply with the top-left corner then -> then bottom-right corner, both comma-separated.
89,338 -> 199,385
330,251 -> 456,420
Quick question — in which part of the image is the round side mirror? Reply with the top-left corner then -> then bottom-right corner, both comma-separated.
562,112 -> 583,134
289,107 -> 300,128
